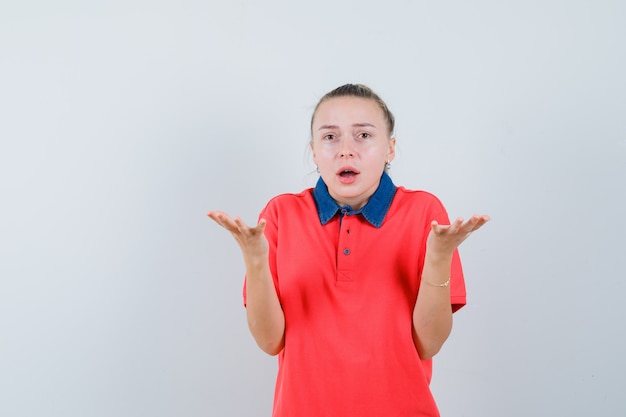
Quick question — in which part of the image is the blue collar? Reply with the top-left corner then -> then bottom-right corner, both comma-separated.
313,171 -> 397,228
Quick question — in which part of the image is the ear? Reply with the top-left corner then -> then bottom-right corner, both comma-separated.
387,137 -> 396,162
310,141 -> 317,164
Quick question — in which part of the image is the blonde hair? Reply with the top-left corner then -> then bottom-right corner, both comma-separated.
310,84 -> 395,137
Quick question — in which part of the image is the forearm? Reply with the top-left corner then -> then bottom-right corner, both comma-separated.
245,257 -> 285,356
412,253 -> 454,360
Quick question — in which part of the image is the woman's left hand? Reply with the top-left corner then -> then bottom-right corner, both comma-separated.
426,214 -> 490,260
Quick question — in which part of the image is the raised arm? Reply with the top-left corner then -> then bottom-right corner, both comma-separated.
412,214 -> 490,360
207,211 -> 285,355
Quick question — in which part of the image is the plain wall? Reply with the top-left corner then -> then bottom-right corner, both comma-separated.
1,1 -> 625,416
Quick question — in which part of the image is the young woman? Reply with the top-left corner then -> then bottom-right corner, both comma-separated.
208,84 -> 489,416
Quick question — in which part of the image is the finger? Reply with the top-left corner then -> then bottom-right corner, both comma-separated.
463,215 -> 481,229
233,216 -> 251,234
448,217 -> 464,234
458,214 -> 490,234
207,210 -> 228,225
430,220 -> 443,234
467,214 -> 490,231
246,218 -> 268,236
431,218 -> 458,234
233,216 -> 266,236
209,211 -> 243,234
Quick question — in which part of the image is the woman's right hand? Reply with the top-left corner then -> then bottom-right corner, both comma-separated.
207,210 -> 284,355
207,210 -> 269,265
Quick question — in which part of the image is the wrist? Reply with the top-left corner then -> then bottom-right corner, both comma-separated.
424,250 -> 453,266
424,277 -> 450,288
244,253 -> 269,271
421,252 -> 453,288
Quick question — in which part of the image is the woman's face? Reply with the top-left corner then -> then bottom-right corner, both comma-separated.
311,96 -> 396,210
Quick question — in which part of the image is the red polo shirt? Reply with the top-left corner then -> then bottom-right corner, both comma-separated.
245,173 -> 465,417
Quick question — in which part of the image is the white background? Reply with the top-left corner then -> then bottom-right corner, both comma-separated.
1,1 -> 625,416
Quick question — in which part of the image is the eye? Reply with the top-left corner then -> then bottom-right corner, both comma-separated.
358,132 -> 371,139
323,134 -> 336,141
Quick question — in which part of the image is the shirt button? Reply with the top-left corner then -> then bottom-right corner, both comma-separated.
343,248 -> 351,255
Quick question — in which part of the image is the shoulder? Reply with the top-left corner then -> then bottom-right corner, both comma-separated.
261,188 -> 316,218
265,188 -> 314,207
392,186 -> 447,213
384,186 -> 451,228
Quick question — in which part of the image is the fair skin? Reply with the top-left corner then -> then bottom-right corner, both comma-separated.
311,96 -> 396,210
207,95 -> 489,358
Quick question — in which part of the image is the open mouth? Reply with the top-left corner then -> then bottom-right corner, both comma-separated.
339,169 -> 358,178
336,168 -> 360,183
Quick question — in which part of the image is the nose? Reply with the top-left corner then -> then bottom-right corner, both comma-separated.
339,140 -> 355,158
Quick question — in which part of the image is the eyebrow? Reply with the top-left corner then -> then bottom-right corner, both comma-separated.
318,123 -> 377,131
